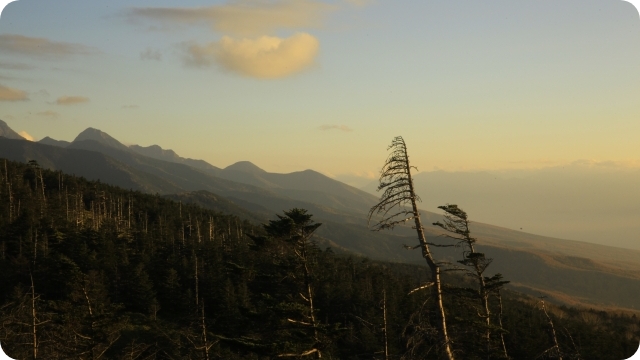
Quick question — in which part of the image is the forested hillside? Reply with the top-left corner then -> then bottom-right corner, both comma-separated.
0,159 -> 638,359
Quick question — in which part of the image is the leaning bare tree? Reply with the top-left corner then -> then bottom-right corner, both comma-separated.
433,204 -> 510,358
368,136 -> 455,360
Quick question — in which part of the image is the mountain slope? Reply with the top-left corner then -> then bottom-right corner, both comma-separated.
73,127 -> 131,152
0,119 -> 25,140
219,162 -> 378,214
5,124 -> 640,311
129,144 -> 222,174
1,136 -> 364,225
38,136 -> 71,148
0,138 -> 182,194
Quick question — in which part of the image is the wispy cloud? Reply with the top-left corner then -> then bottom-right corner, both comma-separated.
345,0 -> 373,7
18,131 -> 34,141
0,84 -> 28,101
37,110 -> 59,118
0,61 -> 35,70
331,170 -> 377,188
568,159 -> 640,169
184,33 -> 319,78
56,96 -> 89,105
129,0 -> 335,36
140,48 -> 162,61
319,124 -> 353,132
0,34 -> 98,58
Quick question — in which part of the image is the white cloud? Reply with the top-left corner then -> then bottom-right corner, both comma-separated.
18,131 -> 34,141
184,33 -> 319,78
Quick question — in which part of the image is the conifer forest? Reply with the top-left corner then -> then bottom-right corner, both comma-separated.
0,158 -> 638,359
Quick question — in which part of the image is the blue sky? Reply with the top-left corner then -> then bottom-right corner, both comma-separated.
1,0 -> 640,182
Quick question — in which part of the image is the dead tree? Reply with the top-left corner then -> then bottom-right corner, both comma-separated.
368,136 -> 455,360
433,204 -> 509,358
539,298 -> 563,360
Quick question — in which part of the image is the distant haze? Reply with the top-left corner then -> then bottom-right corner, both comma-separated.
363,160 -> 640,250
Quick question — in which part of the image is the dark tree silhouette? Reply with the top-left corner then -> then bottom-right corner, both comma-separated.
433,204 -> 510,358
368,136 -> 455,360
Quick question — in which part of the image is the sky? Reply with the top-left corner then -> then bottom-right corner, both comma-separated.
1,0 -> 640,180
1,0 -> 640,249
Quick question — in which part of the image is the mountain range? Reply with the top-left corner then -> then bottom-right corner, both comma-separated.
1,119 -> 639,312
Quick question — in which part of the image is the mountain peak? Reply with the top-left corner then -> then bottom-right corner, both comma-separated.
224,161 -> 266,174
73,128 -> 130,152
130,144 -> 179,160
38,136 -> 71,148
0,119 -> 25,140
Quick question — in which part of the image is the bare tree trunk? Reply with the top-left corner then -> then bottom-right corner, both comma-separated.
382,288 -> 389,360
368,137 -> 455,360
30,273 -> 38,359
300,238 -> 321,359
498,293 -> 509,359
201,301 -> 210,360
406,162 -> 455,360
195,255 -> 199,308
541,299 -> 562,360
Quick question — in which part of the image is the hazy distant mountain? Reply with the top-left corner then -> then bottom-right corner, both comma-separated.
0,120 -> 25,140
219,161 -> 378,215
225,161 -> 268,175
363,167 -> 640,250
130,144 -> 222,174
68,127 -> 377,215
38,136 -> 71,148
73,127 -> 131,152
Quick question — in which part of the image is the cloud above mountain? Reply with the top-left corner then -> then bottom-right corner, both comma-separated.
18,131 -> 35,141
129,0 -> 334,79
0,84 -> 28,101
56,96 -> 90,105
184,33 -> 319,78
0,34 -> 97,58
37,110 -> 59,118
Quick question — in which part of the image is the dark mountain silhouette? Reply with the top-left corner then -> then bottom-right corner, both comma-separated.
129,144 -> 222,173
2,122 -> 640,311
0,119 -> 25,140
219,161 -> 378,214
0,137 -> 181,193
224,160 -> 268,174
38,136 -> 71,147
73,127 -> 131,152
